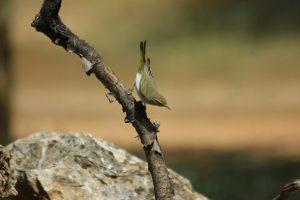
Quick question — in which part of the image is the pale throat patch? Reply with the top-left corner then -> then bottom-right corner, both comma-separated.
135,73 -> 142,90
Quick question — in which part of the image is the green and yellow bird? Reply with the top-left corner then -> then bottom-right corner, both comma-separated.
135,41 -> 170,109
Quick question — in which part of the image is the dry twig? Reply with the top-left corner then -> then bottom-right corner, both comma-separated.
272,179 -> 300,200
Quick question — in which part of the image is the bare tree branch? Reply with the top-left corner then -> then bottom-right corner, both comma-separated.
272,180 -> 300,200
31,0 -> 174,199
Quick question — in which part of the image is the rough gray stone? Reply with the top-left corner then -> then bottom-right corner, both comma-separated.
3,132 -> 208,200
0,145 -> 18,197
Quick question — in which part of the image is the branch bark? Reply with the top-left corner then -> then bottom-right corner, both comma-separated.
31,0 -> 174,199
272,180 -> 300,200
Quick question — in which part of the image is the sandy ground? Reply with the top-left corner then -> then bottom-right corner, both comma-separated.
11,82 -> 300,154
11,56 -> 300,153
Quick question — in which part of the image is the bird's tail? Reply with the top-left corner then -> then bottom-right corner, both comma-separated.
140,40 -> 146,66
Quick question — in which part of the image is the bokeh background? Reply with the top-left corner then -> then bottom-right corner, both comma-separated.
1,0 -> 300,199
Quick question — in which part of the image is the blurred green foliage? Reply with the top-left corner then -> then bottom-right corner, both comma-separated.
173,0 -> 300,36
168,151 -> 300,200
0,0 -> 11,144
130,150 -> 300,199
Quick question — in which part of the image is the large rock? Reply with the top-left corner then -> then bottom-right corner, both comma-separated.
1,132 -> 208,200
0,145 -> 17,197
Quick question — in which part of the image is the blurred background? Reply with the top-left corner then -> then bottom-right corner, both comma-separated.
1,0 -> 300,199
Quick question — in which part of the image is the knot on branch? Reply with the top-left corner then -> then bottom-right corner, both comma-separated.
0,145 -> 18,197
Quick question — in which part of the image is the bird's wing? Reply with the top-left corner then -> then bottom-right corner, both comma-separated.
153,94 -> 167,106
148,92 -> 168,107
145,58 -> 154,78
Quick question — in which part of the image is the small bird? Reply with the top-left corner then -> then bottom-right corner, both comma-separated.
135,40 -> 170,109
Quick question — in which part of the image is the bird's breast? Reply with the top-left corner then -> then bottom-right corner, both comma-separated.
135,73 -> 142,91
